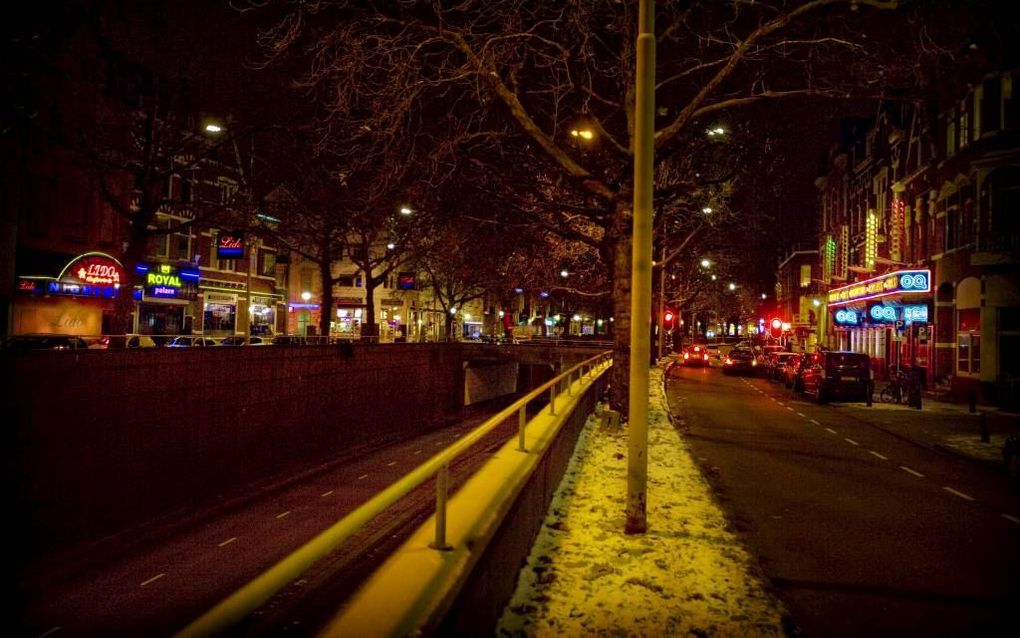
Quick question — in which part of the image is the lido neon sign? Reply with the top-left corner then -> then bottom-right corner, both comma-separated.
17,252 -> 124,298
827,269 -> 930,306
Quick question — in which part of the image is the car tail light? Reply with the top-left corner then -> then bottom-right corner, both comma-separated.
703,353 -> 709,361
683,352 -> 689,359
725,357 -> 733,365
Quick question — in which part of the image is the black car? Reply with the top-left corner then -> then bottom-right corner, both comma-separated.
802,351 -> 871,402
722,348 -> 759,375
681,344 -> 711,366
2,334 -> 90,351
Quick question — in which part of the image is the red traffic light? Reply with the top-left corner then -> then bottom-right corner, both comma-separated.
769,317 -> 783,338
664,311 -> 674,323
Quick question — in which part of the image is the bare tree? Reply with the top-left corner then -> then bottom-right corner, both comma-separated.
255,0 -> 968,411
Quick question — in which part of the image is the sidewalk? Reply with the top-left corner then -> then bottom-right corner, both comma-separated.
496,363 -> 791,637
848,381 -> 1020,469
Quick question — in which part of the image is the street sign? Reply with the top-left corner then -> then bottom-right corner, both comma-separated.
918,326 -> 929,343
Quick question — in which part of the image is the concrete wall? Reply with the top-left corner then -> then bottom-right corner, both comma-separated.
4,343 -> 463,551
464,362 -> 519,405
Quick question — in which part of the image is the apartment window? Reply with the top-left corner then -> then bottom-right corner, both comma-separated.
981,77 -> 1002,133
300,269 -> 313,294
799,264 -> 811,288
180,176 -> 193,203
218,178 -> 238,204
337,275 -> 355,287
958,98 -> 971,148
945,110 -> 956,158
260,250 -> 277,277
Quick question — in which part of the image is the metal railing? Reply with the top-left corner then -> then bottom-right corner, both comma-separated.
176,350 -> 613,637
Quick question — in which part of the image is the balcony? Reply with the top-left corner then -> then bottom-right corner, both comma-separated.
972,232 -> 1020,266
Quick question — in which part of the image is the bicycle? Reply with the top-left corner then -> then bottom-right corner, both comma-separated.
879,370 -> 909,404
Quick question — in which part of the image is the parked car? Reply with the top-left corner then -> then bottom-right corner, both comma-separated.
219,336 -> 269,346
765,352 -> 796,381
272,335 -> 308,345
166,335 -> 219,347
99,334 -> 159,348
704,343 -> 722,364
2,334 -> 90,351
722,348 -> 759,375
801,351 -> 871,403
781,353 -> 805,389
681,344 -> 711,366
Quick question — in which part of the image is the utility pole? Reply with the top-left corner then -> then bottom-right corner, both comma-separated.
626,0 -> 654,535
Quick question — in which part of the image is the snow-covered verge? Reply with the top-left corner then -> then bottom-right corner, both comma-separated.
496,365 -> 789,637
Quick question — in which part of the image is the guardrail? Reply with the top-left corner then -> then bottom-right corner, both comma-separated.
176,350 -> 613,637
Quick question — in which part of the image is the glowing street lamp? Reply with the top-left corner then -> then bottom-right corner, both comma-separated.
570,128 -> 594,140
560,269 -> 569,278
702,206 -> 713,214
700,259 -> 711,268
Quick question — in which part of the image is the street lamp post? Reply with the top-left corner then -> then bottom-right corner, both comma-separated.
626,0 -> 654,535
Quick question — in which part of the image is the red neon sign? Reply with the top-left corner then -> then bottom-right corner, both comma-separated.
60,253 -> 124,287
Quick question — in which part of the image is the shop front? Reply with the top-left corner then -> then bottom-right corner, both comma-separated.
827,269 -> 932,381
202,292 -> 238,336
13,251 -> 124,336
134,262 -> 200,338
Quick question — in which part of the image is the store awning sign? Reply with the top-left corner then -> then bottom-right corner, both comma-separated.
827,269 -> 930,306
17,251 -> 124,299
137,263 -> 200,299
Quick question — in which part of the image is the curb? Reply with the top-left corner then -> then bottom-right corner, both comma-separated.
932,442 -> 1007,472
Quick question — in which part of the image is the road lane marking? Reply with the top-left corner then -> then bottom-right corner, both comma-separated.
900,466 -> 924,478
387,461 -> 397,467
943,487 -> 975,502
358,474 -> 369,480
844,438 -> 859,446
796,412 -> 806,418
810,419 -> 820,425
786,406 -> 795,412
413,449 -> 422,455
140,573 -> 165,587
40,627 -> 61,637
825,428 -> 837,434
276,511 -> 291,519
777,402 -> 785,406
321,490 -> 334,497
869,451 -> 888,460
218,537 -> 237,547
1003,514 -> 1020,526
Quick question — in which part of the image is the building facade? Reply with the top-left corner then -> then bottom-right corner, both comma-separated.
814,70 -> 1020,404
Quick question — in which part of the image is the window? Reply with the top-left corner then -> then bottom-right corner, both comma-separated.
799,264 -> 811,288
981,77 -> 1002,133
958,98 -> 970,148
260,250 -> 276,277
300,269 -> 313,294
957,334 -> 981,374
945,107 -> 956,157
336,275 -> 355,287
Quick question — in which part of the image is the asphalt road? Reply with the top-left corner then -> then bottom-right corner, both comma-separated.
17,401 -> 522,637
665,363 -> 1020,638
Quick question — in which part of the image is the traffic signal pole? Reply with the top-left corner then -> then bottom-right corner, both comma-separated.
626,0 -> 654,535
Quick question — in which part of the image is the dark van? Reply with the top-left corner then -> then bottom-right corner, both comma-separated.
801,351 -> 871,403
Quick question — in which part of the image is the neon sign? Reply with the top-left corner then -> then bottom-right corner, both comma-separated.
866,302 -> 931,324
833,308 -> 861,325
217,232 -> 245,259
140,263 -> 200,300
60,252 -> 124,287
827,269 -> 930,306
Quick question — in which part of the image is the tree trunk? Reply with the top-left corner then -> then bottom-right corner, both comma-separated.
363,277 -> 378,340
111,223 -> 151,337
318,259 -> 334,339
607,197 -> 634,415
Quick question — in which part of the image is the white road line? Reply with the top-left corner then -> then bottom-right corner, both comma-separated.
140,573 -> 165,588
810,419 -> 820,425
796,412 -> 806,418
869,451 -> 888,460
276,510 -> 291,519
358,474 -> 369,480
39,627 -> 61,637
413,449 -> 422,455
825,428 -> 837,434
387,461 -> 397,467
900,466 -> 925,478
1003,514 -> 1020,526
218,537 -> 237,547
777,402 -> 785,406
786,406 -> 795,412
321,490 -> 334,497
943,487 -> 975,502
844,438 -> 859,446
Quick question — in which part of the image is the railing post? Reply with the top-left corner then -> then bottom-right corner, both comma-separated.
549,384 -> 557,415
567,369 -> 573,396
431,465 -> 452,551
518,406 -> 527,452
